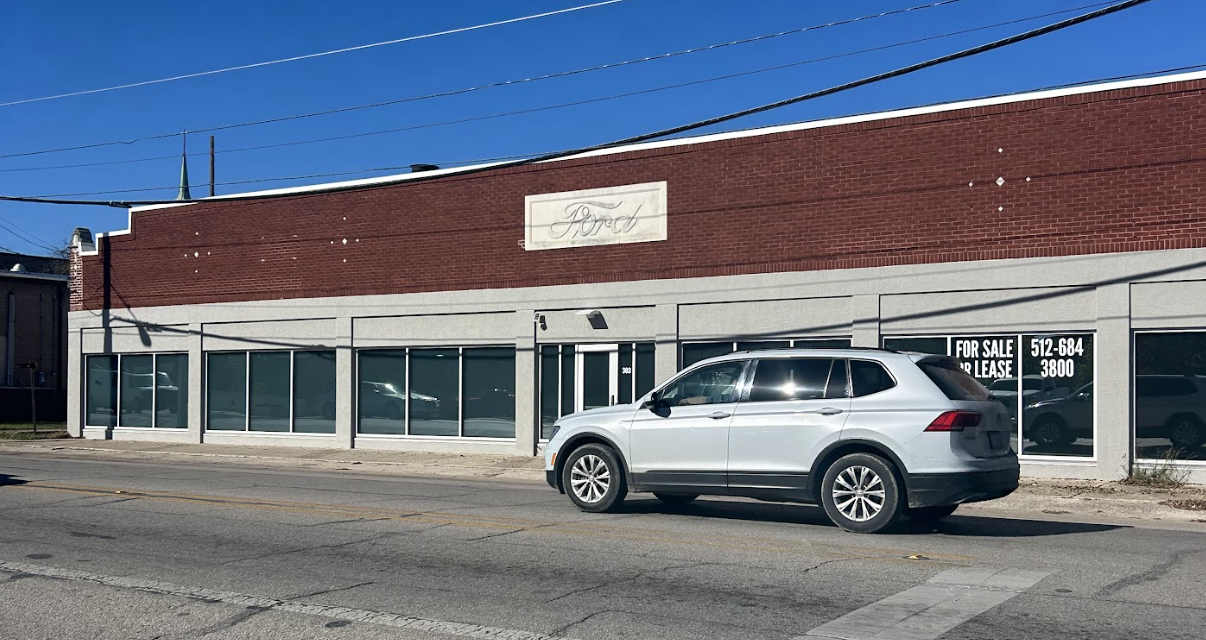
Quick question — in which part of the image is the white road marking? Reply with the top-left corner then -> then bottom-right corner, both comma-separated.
800,566 -> 1049,640
0,560 -> 577,640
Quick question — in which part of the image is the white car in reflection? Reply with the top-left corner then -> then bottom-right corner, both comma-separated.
359,381 -> 440,420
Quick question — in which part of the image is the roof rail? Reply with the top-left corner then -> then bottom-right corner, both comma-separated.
730,346 -> 898,355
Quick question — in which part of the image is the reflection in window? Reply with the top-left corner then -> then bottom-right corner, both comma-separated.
294,351 -> 336,434
249,352 -> 291,432
155,354 -> 188,428
748,358 -> 835,402
118,355 -> 154,427
207,353 -> 247,431
1135,332 -> 1206,461
86,355 -> 118,427
1020,334 -> 1094,457
409,349 -> 459,436
358,350 -> 407,435
850,360 -> 895,397
660,361 -> 746,407
463,348 -> 516,438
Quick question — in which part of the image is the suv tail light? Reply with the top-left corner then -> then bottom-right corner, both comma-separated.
926,411 -> 982,431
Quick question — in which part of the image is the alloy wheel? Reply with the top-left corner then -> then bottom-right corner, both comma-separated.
569,454 -> 610,504
832,465 -> 886,522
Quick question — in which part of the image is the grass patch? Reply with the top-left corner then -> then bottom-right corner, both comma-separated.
1121,449 -> 1190,489
1161,499 -> 1206,511
0,423 -> 69,440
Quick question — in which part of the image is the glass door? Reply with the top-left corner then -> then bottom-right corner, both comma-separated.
575,344 -> 619,412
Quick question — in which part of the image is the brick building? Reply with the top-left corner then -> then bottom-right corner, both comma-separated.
68,70 -> 1206,481
1,251 -> 68,421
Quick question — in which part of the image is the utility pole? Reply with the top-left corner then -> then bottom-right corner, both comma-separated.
209,135 -> 216,197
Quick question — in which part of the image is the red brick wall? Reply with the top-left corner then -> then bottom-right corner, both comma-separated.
78,78 -> 1206,311
1,278 -> 68,389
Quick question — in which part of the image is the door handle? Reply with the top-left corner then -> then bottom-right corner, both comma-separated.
708,411 -> 731,420
816,407 -> 844,416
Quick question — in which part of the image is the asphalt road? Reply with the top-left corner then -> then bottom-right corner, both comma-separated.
1,451 -> 1205,640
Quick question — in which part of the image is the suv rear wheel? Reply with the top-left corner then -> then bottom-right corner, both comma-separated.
1167,415 -> 1206,451
562,444 -> 627,513
820,453 -> 903,534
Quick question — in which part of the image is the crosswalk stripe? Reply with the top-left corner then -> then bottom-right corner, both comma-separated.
799,566 -> 1049,640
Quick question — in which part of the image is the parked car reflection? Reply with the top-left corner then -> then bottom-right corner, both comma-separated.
358,381 -> 440,420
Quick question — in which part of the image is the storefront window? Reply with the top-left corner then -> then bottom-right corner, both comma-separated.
1135,332 -> 1206,461
884,333 -> 1095,458
87,353 -> 189,429
249,352 -> 291,432
206,352 -> 247,431
409,349 -> 460,436
85,355 -> 117,427
294,351 -> 336,434
118,355 -> 154,427
206,350 -> 335,434
358,350 -> 407,435
1020,335 -> 1094,457
681,338 -> 851,369
463,348 -> 516,438
883,337 -> 947,355
539,343 -> 655,438
155,354 -> 188,428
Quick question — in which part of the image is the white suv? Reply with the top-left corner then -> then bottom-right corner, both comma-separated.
543,348 -> 1019,533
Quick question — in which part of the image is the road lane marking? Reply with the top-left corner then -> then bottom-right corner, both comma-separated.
0,559 -> 577,640
12,483 -> 980,565
800,566 -> 1049,640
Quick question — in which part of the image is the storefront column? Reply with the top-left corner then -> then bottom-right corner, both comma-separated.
66,327 -> 82,437
335,317 -> 354,449
654,303 -> 679,384
851,294 -> 881,348
515,310 -> 538,455
1095,283 -> 1132,479
188,323 -> 203,443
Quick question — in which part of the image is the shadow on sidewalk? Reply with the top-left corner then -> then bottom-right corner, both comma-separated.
613,496 -> 1123,537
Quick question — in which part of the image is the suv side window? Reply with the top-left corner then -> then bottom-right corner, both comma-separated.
1137,377 -> 1197,398
747,358 -> 842,402
659,361 -> 746,407
850,360 -> 896,397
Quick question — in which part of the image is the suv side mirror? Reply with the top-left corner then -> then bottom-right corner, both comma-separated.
642,392 -> 669,411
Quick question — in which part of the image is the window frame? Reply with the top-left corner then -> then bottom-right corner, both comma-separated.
678,337 -> 852,369
1133,329 -> 1206,466
355,345 -> 518,441
204,348 -> 336,435
741,357 -> 848,403
85,352 -> 189,430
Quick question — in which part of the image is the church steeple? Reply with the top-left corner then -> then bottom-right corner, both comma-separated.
176,132 -> 191,201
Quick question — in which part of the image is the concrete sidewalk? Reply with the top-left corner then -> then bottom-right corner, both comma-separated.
3,438 -> 1205,526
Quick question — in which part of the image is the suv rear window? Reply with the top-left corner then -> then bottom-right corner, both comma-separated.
919,360 -> 990,401
850,360 -> 896,397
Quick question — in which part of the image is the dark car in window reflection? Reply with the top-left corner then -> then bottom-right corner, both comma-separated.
1022,375 -> 1206,451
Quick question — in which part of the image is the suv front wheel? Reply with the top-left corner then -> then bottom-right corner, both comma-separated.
820,453 -> 903,533
561,444 -> 627,513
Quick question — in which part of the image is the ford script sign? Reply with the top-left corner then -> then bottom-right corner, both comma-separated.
524,181 -> 668,251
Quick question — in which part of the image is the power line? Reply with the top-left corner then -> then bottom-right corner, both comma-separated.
0,0 -> 1159,209
2,0 -> 1118,178
28,60 -> 1206,200
0,0 -> 978,162
0,215 -> 58,252
0,0 -> 635,108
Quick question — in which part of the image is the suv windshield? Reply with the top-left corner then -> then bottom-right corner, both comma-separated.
920,360 -> 990,401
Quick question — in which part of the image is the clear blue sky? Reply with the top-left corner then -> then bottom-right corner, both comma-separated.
0,0 -> 1199,255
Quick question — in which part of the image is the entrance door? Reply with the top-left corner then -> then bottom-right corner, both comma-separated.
575,344 -> 619,412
